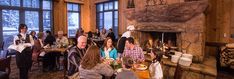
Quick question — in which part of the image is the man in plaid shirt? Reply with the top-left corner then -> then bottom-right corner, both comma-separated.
123,37 -> 145,62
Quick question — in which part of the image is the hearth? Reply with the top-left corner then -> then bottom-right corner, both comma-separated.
125,1 -> 208,63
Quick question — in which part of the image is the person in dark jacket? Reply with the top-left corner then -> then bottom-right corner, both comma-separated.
13,24 -> 34,79
107,28 -> 116,42
44,30 -> 56,46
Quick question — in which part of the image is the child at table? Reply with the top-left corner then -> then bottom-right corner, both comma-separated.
115,56 -> 139,79
149,49 -> 163,79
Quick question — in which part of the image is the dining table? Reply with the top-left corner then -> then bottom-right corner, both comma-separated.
107,58 -> 151,79
133,66 -> 150,79
43,47 -> 67,54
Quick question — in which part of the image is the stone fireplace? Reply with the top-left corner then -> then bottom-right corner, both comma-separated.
125,1 -> 208,63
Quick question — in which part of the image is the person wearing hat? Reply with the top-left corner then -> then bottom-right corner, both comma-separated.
116,25 -> 135,58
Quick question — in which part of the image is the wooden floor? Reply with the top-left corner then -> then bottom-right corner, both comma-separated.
8,57 -> 234,79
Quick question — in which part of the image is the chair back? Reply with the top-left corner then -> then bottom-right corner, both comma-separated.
0,42 -> 4,50
0,56 -> 11,77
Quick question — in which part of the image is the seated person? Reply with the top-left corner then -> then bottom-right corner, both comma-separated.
56,31 -> 69,48
79,45 -> 114,79
67,36 -> 88,76
115,56 -> 139,79
32,32 -> 45,62
44,30 -> 56,46
123,37 -> 145,63
149,49 -> 163,79
100,37 -> 118,60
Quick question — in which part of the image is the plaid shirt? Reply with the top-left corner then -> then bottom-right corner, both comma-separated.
123,45 -> 145,62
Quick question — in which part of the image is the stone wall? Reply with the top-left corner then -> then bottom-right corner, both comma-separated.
124,1 -> 207,63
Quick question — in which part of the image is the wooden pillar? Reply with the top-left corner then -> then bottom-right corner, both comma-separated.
53,0 -> 67,34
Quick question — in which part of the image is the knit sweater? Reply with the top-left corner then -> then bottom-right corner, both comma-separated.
79,63 -> 114,79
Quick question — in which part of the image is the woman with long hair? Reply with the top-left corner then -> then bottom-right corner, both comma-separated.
79,45 -> 114,79
100,37 -> 118,60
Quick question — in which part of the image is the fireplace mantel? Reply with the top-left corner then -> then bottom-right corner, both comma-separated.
124,0 -> 208,63
135,22 -> 185,32
125,1 -> 208,22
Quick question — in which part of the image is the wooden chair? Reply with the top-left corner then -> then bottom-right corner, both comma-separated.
0,56 -> 11,79
0,42 -> 4,50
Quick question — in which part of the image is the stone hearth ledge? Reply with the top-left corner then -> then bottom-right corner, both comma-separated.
162,57 -> 217,79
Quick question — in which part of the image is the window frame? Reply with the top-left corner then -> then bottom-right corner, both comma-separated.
67,3 -> 81,38
0,0 -> 53,49
96,0 -> 118,38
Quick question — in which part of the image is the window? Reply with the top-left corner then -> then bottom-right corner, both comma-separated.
67,3 -> 80,37
96,1 -> 118,38
43,0 -> 52,31
0,0 -> 20,6
0,0 -> 53,49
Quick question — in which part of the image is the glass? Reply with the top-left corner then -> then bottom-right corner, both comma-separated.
99,19 -> 103,27
114,1 -> 118,10
2,10 -> 19,49
67,3 -> 73,11
73,4 -> 79,11
25,11 -> 39,32
23,0 -> 31,7
0,0 -> 10,6
24,0 -> 39,8
114,11 -> 118,19
32,0 -> 39,8
99,13 -> 103,19
108,2 -> 113,10
68,12 -> 79,37
11,0 -> 20,6
43,11 -> 51,31
97,4 -> 103,11
104,3 -> 108,10
43,0 -> 51,10
104,12 -> 113,29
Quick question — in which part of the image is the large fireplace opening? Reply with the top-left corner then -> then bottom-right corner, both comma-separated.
140,31 -> 181,52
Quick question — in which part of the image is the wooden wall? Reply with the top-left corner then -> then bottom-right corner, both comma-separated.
206,0 -> 234,43
52,0 -> 234,43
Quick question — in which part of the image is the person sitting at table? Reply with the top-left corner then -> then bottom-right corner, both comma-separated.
100,37 -> 118,60
30,30 -> 37,40
13,24 -> 34,79
32,32 -> 45,62
149,48 -> 163,79
94,28 -> 100,38
56,31 -> 69,48
123,37 -> 145,63
44,30 -> 56,46
100,27 -> 107,39
79,45 -> 114,79
75,28 -> 84,39
67,35 -> 88,76
107,28 -> 116,42
115,56 -> 139,79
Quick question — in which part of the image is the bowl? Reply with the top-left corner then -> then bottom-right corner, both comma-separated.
179,57 -> 192,66
171,55 -> 180,63
182,54 -> 193,60
174,51 -> 182,57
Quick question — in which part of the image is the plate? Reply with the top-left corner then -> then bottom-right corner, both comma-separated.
134,64 -> 147,70
116,68 -> 122,73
